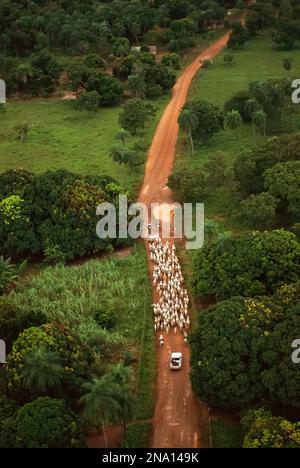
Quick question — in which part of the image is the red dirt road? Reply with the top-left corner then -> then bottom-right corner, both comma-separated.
139,31 -> 232,449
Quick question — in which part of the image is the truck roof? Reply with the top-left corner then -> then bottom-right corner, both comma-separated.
171,353 -> 182,359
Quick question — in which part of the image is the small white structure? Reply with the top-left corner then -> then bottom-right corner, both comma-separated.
0,79 -> 6,104
0,339 -> 6,364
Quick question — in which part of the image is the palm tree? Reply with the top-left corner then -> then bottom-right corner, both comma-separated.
178,109 -> 199,155
14,64 -> 33,90
245,99 -> 261,145
205,219 -> 220,246
108,364 -> 137,445
0,256 -> 17,293
115,129 -> 129,146
225,110 -> 243,146
80,376 -> 121,448
253,110 -> 267,138
23,347 -> 64,393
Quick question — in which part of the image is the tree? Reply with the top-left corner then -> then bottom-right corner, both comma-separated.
6,324 -> 91,402
192,230 -> 300,300
75,91 -> 100,112
190,296 -> 282,408
245,99 -> 261,144
108,364 -> 137,444
225,110 -> 243,145
183,100 -> 224,142
273,20 -> 298,49
264,161 -> 300,218
253,109 -> 267,137
234,192 -> 279,229
112,38 -> 131,58
80,376 -> 122,448
0,256 -> 17,294
86,72 -> 124,106
234,134 -> 300,196
178,108 -> 199,154
119,98 -> 155,135
109,146 -> 143,169
126,67 -> 146,98
22,347 -> 64,393
228,22 -> 250,49
9,397 -> 83,448
168,165 -> 208,203
161,53 -> 180,69
242,409 -> 300,448
262,304 -> 300,408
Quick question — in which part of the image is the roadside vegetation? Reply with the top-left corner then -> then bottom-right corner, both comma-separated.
0,244 -> 155,447
172,0 -> 300,449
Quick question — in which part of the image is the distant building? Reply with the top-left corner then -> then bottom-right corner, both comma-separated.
0,79 -> 6,104
149,45 -> 157,56
131,45 -> 157,56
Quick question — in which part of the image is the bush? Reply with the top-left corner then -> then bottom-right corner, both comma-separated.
124,422 -> 152,448
4,397 -> 84,448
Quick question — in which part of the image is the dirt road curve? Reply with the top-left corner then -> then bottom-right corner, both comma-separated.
139,31 -> 232,449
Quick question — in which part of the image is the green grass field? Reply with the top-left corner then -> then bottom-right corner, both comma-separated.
175,35 -> 300,226
0,96 -> 168,195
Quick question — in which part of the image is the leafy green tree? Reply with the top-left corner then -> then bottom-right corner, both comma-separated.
22,347 -> 64,393
119,98 -> 155,135
183,100 -> 224,142
192,230 -> 300,300
161,53 -> 180,69
262,304 -> 300,408
234,192 -> 279,229
6,324 -> 91,402
75,91 -> 100,112
190,296 -> 282,408
242,408 -> 300,448
234,134 -> 300,196
228,22 -> 250,48
85,72 -> 124,105
273,20 -> 299,49
9,397 -> 83,448
168,165 -> 208,203
178,108 -> 199,154
0,299 -> 47,352
112,38 -> 131,57
264,161 -> 300,218
126,67 -> 146,98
